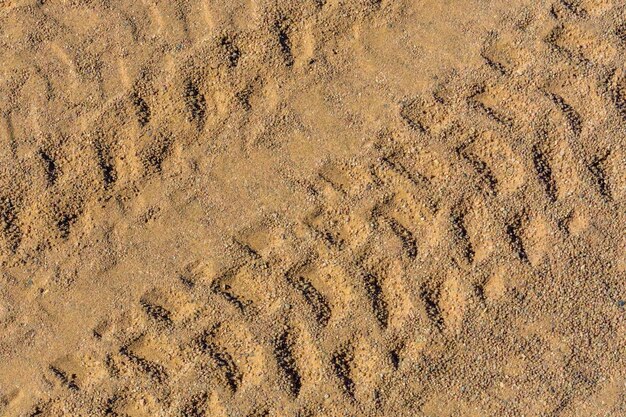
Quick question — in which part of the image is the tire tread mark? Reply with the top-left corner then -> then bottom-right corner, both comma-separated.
39,150 -> 58,186
560,0 -> 588,18
457,142 -> 498,196
286,270 -> 331,328
184,80 -> 207,130
362,270 -> 389,329
380,156 -> 430,188
49,365 -> 79,391
180,392 -> 208,417
93,140 -> 117,188
546,91 -> 582,137
468,85 -> 514,128
385,216 -> 417,259
506,216 -> 529,263
140,134 -> 172,174
532,144 -> 558,202
606,70 -> 626,122
451,209 -> 475,264
196,329 -> 242,392
481,52 -> 509,76
57,211 -> 78,240
421,286 -> 444,330
220,35 -> 241,68
131,91 -> 150,127
544,24 -> 591,65
331,346 -> 355,399
139,297 -> 173,326
588,152 -> 612,200
616,23 -> 626,44
102,394 -> 120,416
275,17 -> 294,67
211,270 -> 253,313
273,330 -> 302,397
120,345 -> 168,383
400,99 -> 427,132
0,197 -> 21,253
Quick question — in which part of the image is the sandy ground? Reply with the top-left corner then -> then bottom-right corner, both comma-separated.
0,0 -> 625,416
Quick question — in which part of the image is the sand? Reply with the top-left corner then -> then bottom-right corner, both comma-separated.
0,0 -> 625,415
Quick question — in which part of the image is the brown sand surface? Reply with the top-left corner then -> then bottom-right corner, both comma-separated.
0,0 -> 625,415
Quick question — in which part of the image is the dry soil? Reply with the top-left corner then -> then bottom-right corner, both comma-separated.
0,0 -> 625,416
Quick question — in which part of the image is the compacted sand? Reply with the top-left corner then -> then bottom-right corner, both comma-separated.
0,0 -> 625,416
